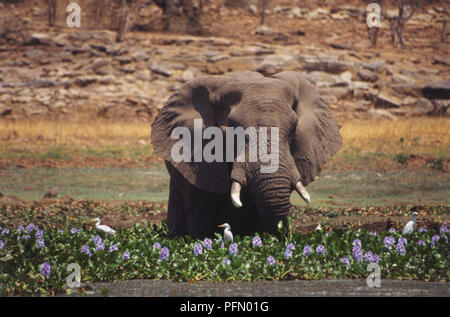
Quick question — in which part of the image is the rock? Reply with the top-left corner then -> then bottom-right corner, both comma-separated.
362,59 -> 386,73
357,69 -> 379,82
412,98 -> 434,115
75,77 -> 97,87
391,73 -> 416,86
255,63 -> 282,76
402,96 -> 417,107
43,187 -> 59,199
374,92 -> 402,108
306,71 -> 337,87
24,33 -> 65,46
392,84 -> 423,98
131,51 -> 149,62
422,81 -> 450,100
330,42 -> 353,50
181,69 -> 196,82
207,54 -> 229,63
115,56 -> 132,65
367,109 -> 397,121
25,49 -> 47,59
433,55 -> 450,66
150,65 -> 173,77
248,4 -> 258,14
431,100 -> 450,116
318,87 -> 350,99
303,56 -> 352,74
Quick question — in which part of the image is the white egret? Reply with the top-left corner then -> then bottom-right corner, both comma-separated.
315,222 -> 323,232
402,212 -> 418,235
218,223 -> 233,243
93,218 -> 116,235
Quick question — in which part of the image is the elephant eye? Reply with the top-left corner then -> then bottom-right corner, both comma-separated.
291,100 -> 298,112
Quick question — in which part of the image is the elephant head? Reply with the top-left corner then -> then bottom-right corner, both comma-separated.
151,71 -> 342,233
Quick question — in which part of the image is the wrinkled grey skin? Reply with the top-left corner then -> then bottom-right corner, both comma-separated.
151,71 -> 342,238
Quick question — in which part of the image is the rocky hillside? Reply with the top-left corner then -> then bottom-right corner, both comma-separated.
0,0 -> 448,122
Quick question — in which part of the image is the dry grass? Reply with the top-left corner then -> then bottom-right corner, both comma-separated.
340,117 -> 450,155
0,117 -> 448,157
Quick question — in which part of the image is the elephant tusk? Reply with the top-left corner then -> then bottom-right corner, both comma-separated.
231,181 -> 242,208
295,181 -> 310,204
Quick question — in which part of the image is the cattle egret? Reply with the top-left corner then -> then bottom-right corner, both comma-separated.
402,212 -> 418,235
315,222 -> 323,232
93,218 -> 116,234
218,223 -> 233,243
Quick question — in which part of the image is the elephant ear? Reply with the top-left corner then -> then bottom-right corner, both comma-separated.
272,71 -> 343,186
151,72 -> 264,193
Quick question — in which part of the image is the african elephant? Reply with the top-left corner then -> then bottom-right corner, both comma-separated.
151,71 -> 342,238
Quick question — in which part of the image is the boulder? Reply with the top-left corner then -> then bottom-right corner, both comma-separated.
150,65 -> 173,77
362,59 -> 386,73
374,92 -> 402,109
303,56 -> 352,74
422,81 -> 450,100
357,69 -> 379,82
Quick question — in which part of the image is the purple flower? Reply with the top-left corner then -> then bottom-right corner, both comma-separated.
388,228 -> 396,233
223,259 -> 231,265
252,236 -> 262,248
352,239 -> 362,248
70,228 -> 80,234
159,246 -> 169,261
352,245 -> 363,262
40,262 -> 51,278
35,230 -> 44,239
0,240 -> 4,250
95,242 -> 105,252
369,232 -> 377,237
193,242 -> 203,256
284,249 -> 293,260
417,240 -> 426,246
26,223 -> 37,233
122,250 -> 130,260
109,244 -> 118,253
229,243 -> 238,257
316,244 -> 326,256
1,228 -> 9,235
286,243 -> 295,251
203,238 -> 212,250
303,245 -> 312,258
398,237 -> 407,245
364,251 -> 379,263
90,235 -> 102,245
153,242 -> 161,249
36,238 -> 45,249
23,234 -> 30,240
17,225 -> 24,233
383,236 -> 395,250
81,244 -> 92,257
431,235 -> 440,247
418,227 -> 427,232
267,256 -> 276,266
396,241 -> 406,255
341,257 -> 350,266
440,226 -> 448,235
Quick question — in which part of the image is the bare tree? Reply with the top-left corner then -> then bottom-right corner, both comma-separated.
442,7 -> 449,42
46,0 -> 57,27
383,0 -> 420,47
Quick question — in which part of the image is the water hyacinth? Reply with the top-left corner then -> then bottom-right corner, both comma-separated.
252,236 -> 262,248
383,236 -> 395,249
303,245 -> 312,258
369,232 -> 377,237
95,242 -> 105,252
417,240 -> 426,246
2,228 -> 9,235
35,230 -> 44,239
396,241 -> 406,255
431,235 -> 440,247
153,242 -> 161,249
286,243 -> 295,251
22,234 -> 30,240
109,244 -> 118,253
17,225 -> 24,234
284,248 -> 293,260
229,243 -> 238,257
81,244 -> 92,257
222,259 -> 231,266
316,244 -> 326,256
36,238 -> 45,249
388,228 -> 396,233
364,251 -> 379,263
440,226 -> 448,235
70,228 -> 80,234
352,239 -> 362,248
0,240 -> 4,250
193,242 -> 203,256
203,238 -> 212,250
267,256 -> 276,266
398,237 -> 407,245
352,245 -> 363,262
40,262 -> 51,279
90,235 -> 102,246
122,250 -> 131,260
341,257 -> 350,266
159,246 -> 169,261
26,223 -> 37,233
418,227 -> 428,232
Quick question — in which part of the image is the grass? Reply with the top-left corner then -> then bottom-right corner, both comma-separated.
0,117 -> 448,165
0,220 -> 448,295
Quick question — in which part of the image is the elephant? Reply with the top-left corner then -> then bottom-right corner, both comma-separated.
151,71 -> 342,238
